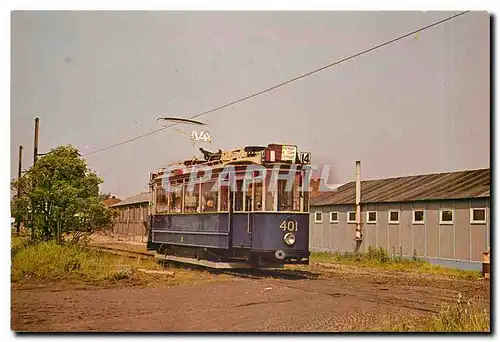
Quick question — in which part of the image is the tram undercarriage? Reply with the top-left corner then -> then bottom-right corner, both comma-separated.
152,243 -> 310,269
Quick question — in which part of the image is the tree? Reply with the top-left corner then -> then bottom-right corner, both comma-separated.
11,145 -> 115,243
99,192 -> 111,201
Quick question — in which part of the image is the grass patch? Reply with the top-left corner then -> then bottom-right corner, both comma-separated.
11,236 -> 32,257
11,238 -> 233,287
311,246 -> 481,280
427,294 -> 490,332
11,240 -> 161,284
386,293 -> 490,332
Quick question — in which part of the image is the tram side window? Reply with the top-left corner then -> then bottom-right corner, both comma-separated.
156,187 -> 167,213
201,181 -> 218,212
184,183 -> 200,213
168,182 -> 183,213
220,185 -> 229,211
234,179 -> 244,212
277,179 -> 292,211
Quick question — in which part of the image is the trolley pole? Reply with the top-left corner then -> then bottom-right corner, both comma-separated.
16,145 -> 23,235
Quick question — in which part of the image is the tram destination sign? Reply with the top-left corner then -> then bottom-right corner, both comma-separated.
281,145 -> 297,162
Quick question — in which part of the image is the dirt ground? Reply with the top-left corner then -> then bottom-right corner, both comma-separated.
11,260 -> 490,332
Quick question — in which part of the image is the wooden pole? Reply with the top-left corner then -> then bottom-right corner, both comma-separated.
31,117 -> 40,240
16,145 -> 23,235
33,117 -> 39,164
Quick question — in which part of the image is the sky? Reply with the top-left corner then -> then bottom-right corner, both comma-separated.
10,11 -> 490,199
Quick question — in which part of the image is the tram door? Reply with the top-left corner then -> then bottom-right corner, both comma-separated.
230,180 -> 253,248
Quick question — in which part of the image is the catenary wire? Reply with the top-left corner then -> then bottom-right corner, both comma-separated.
82,11 -> 469,157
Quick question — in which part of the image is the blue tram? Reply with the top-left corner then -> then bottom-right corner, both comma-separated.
147,144 -> 311,269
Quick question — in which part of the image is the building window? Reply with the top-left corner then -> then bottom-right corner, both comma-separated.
347,211 -> 356,223
470,208 -> 486,224
388,210 -> 399,224
366,211 -> 377,224
330,212 -> 338,223
440,209 -> 454,224
314,212 -> 323,223
413,210 -> 425,224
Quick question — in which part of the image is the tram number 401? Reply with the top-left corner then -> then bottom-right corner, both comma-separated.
280,220 -> 298,232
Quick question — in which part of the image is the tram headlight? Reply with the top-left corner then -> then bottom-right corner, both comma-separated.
283,232 -> 296,246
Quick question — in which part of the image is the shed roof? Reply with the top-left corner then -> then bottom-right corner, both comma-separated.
311,168 -> 490,206
103,197 -> 121,207
110,192 -> 151,207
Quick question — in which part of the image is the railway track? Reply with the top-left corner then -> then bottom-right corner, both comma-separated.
88,244 -> 317,280
87,244 -> 155,259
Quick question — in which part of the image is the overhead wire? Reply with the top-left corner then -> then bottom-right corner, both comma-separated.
82,11 -> 469,157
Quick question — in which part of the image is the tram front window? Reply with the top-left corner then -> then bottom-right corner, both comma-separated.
277,177 -> 300,212
156,187 -> 167,213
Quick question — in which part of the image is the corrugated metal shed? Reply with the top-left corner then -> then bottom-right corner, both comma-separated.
311,168 -> 490,206
110,192 -> 151,207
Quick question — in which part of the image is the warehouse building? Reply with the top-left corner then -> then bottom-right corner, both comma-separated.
109,192 -> 151,242
310,168 -> 490,270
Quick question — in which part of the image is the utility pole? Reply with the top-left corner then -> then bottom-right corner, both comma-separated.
33,117 -> 39,165
31,117 -> 39,240
355,160 -> 361,239
16,145 -> 23,235
354,160 -> 363,252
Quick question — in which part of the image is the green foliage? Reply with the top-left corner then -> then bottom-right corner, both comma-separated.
311,245 -> 480,280
11,145 -> 115,243
11,236 -> 32,258
11,241 -> 159,283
